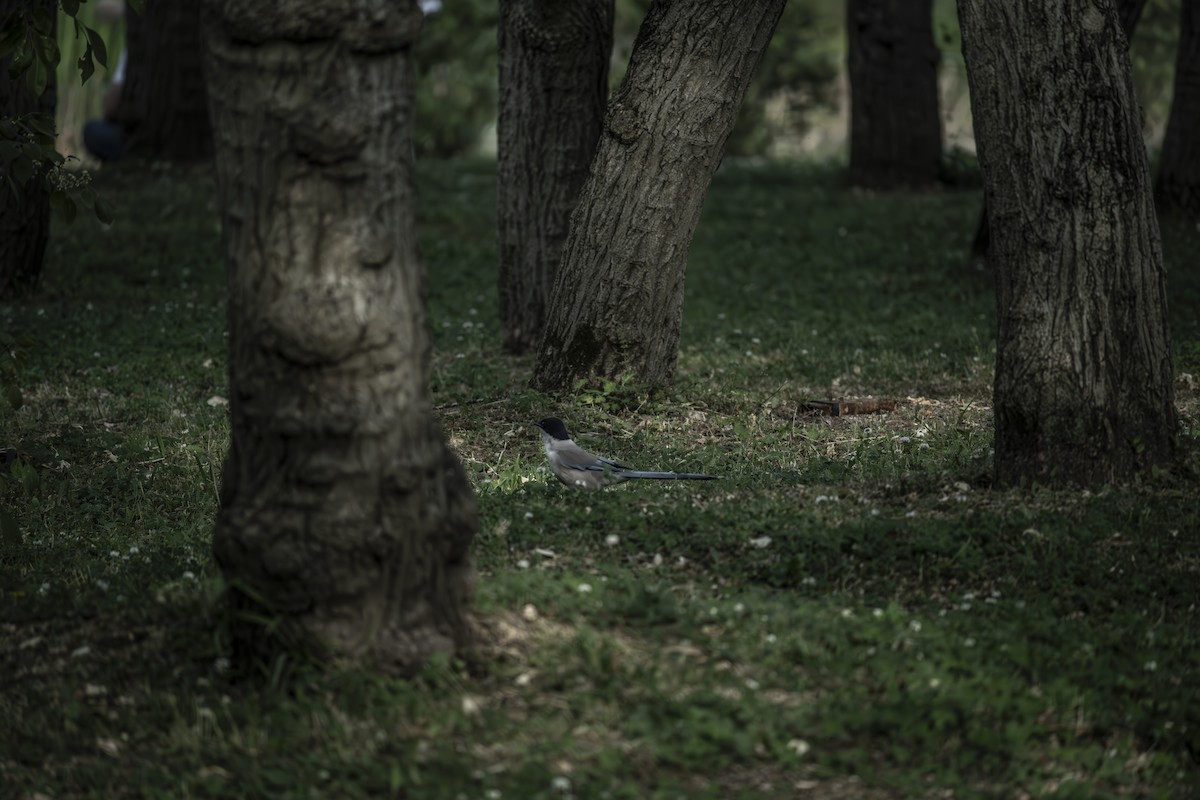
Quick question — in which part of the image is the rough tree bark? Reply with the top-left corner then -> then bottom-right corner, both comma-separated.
971,0 -> 1146,258
497,0 -> 613,355
202,0 -> 476,675
120,0 -> 212,161
846,0 -> 941,189
0,0 -> 55,299
531,0 -> 785,392
958,0 -> 1176,485
1157,0 -> 1200,217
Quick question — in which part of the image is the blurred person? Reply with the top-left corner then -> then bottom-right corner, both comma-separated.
81,0 -> 126,162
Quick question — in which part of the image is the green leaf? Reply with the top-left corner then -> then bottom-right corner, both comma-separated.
2,379 -> 21,410
61,0 -> 80,17
0,13 -> 26,58
94,196 -> 114,225
30,54 -> 47,97
0,507 -> 21,547
84,26 -> 107,69
30,6 -> 52,37
78,46 -> 94,85
10,154 -> 33,186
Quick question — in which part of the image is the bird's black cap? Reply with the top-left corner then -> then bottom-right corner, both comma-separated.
535,417 -> 571,441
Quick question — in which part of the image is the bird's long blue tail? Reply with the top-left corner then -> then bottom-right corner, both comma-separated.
618,471 -> 717,481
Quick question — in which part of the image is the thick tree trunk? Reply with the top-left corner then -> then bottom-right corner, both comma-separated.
0,0 -> 55,299
970,1 -> 1145,259
203,0 -> 476,675
121,0 -> 212,161
531,0 -> 784,392
846,0 -> 941,189
1157,0 -> 1200,218
497,0 -> 613,355
958,0 -> 1176,485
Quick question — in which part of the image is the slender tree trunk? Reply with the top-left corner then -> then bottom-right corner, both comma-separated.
121,0 -> 212,161
846,0 -> 941,189
970,1 -> 1146,258
497,0 -> 613,355
0,0 -> 55,299
1157,0 -> 1200,218
203,0 -> 476,675
959,0 -> 1175,485
531,0 -> 785,392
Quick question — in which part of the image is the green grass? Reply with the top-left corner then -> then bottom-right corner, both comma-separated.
2,158 -> 1198,799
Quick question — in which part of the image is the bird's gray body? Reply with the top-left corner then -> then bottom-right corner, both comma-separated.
534,418 -> 717,489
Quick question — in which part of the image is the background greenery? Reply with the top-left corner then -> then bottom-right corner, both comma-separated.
50,0 -> 1186,163
2,157 -> 1197,797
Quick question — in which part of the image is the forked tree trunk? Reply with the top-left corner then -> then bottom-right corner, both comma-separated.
1157,0 -> 1200,217
0,0 -> 55,299
958,0 -> 1176,485
203,0 -> 476,675
531,0 -> 785,392
970,0 -> 1146,258
121,0 -> 212,161
846,0 -> 941,189
497,0 -> 613,354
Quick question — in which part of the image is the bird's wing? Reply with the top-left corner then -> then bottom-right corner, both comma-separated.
556,442 -> 630,473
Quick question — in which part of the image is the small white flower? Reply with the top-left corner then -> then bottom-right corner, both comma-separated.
744,678 -> 759,690
872,608 -> 884,618
604,534 -> 620,547
653,553 -> 664,566
1144,660 -> 1157,672
765,634 -> 777,644
516,559 -> 530,569
750,535 -> 772,549
214,657 -> 231,674
551,776 -> 571,792
523,511 -> 534,520
908,620 -> 922,633
38,582 -> 50,596
109,550 -> 120,558
128,546 -> 139,555
929,678 -> 941,689
95,579 -> 109,591
486,791 -> 502,800
577,583 -> 592,594
71,645 -> 91,658
963,637 -> 976,648
182,571 -> 196,581
733,603 -> 744,614
787,738 -> 811,756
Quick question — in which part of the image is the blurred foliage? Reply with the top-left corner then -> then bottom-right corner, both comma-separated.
1129,0 -> 1182,130
413,1 -> 498,159
1,0 -> 130,222
727,1 -> 842,157
617,0 -> 843,158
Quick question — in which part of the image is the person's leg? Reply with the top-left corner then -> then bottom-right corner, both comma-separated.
83,120 -> 124,162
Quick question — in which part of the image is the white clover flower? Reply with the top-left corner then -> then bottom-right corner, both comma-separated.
604,534 -> 620,547
908,620 -> 922,633
577,583 -> 592,594
551,776 -> 571,792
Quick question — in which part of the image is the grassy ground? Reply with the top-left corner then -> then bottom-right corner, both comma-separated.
2,159 -> 1198,799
